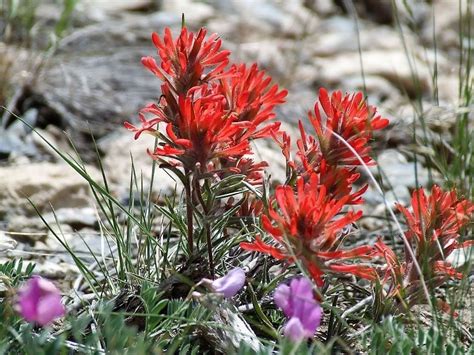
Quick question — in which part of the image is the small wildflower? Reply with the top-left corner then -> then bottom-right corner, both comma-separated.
211,267 -> 246,298
219,63 -> 287,139
274,277 -> 322,342
17,276 -> 66,326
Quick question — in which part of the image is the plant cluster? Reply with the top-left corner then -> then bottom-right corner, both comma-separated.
124,25 -> 473,335
1,25 -> 473,353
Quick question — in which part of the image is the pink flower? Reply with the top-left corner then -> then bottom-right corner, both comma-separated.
211,267 -> 246,298
17,276 -> 66,326
274,277 -> 322,342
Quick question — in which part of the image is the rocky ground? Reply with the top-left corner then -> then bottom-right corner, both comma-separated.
0,0 -> 468,280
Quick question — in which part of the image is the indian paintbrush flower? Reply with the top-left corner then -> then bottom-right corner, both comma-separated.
141,27 -> 230,93
125,27 -> 286,182
241,173 -> 378,286
375,185 -> 474,288
374,185 -> 474,313
309,88 -> 389,167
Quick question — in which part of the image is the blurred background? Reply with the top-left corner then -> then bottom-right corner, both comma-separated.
0,0 -> 472,272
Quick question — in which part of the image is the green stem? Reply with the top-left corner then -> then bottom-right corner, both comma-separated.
194,177 -> 215,278
185,172 -> 194,254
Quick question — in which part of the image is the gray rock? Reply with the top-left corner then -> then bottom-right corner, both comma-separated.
0,232 -> 18,255
0,128 -> 38,159
316,50 -> 431,97
43,207 -> 98,230
34,260 -> 79,280
0,162 -> 99,220
36,13 -> 183,138
99,130 -> 178,198
6,108 -> 38,137
161,0 -> 216,24
309,21 -> 405,57
372,149 -> 433,192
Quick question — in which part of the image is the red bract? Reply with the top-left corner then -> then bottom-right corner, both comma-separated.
374,185 -> 474,311
142,27 -> 230,93
126,27 -> 288,181
147,91 -> 252,171
310,88 -> 389,166
219,63 -> 287,138
295,121 -> 368,204
241,173 -> 377,286
395,185 -> 474,280
124,103 -> 166,140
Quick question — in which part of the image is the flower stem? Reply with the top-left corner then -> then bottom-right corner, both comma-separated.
185,172 -> 194,254
194,177 -> 215,278
205,223 -> 215,278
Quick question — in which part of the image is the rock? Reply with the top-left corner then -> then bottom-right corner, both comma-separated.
6,215 -> 47,243
372,149 -> 432,192
342,75 -> 398,106
304,0 -> 339,16
161,0 -> 216,24
0,231 -> 18,255
309,18 -> 404,57
34,260 -> 79,280
6,108 -> 38,136
206,0 -> 289,30
364,183 -> 411,209
0,129 -> 37,160
316,50 -> 431,98
279,87 -> 317,124
30,125 -> 75,161
82,0 -> 156,14
43,207 -> 98,230
447,246 -> 474,268
422,0 -> 471,50
99,130 -> 178,198
0,162 -> 98,221
36,13 -> 182,138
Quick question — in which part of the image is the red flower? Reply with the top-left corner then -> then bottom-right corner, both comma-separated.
124,104 -> 166,140
235,194 -> 264,218
395,185 -> 474,279
309,88 -> 389,166
295,121 -> 368,204
241,173 -> 377,286
374,186 -> 474,311
126,28 -> 287,182
142,27 -> 230,93
147,90 -> 252,171
219,63 -> 287,139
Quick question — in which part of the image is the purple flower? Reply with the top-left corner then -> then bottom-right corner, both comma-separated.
211,267 -> 245,298
274,277 -> 322,342
17,276 -> 66,326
